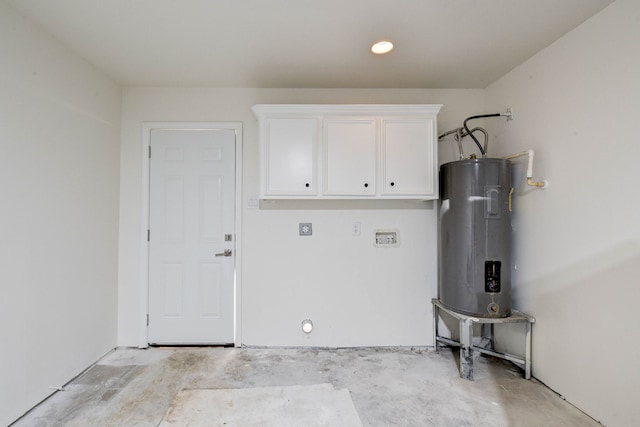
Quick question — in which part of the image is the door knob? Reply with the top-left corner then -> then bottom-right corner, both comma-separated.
215,249 -> 232,257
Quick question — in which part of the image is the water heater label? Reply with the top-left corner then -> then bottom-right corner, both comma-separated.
485,260 -> 502,293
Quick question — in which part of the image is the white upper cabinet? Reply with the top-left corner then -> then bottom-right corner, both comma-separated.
252,104 -> 442,200
260,117 -> 318,196
323,118 -> 376,196
381,118 -> 435,197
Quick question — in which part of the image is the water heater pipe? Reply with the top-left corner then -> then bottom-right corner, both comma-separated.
438,126 -> 489,160
463,110 -> 512,157
503,149 -> 549,188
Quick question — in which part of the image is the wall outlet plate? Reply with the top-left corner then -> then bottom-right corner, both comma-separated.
247,196 -> 260,209
299,223 -> 312,236
352,221 -> 361,236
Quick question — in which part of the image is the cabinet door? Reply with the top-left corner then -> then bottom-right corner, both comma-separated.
323,118 -> 376,196
262,118 -> 318,196
381,119 -> 435,197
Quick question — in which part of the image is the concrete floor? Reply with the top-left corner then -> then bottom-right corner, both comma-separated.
12,346 -> 599,427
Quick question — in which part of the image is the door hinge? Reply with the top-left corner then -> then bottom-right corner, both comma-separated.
148,145 -> 151,158
147,229 -> 150,242
146,314 -> 149,326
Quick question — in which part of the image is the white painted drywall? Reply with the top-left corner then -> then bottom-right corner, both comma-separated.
117,88 -> 484,347
484,1 -> 640,425
0,4 -> 122,425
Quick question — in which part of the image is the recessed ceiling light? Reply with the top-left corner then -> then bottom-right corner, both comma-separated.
371,40 -> 394,55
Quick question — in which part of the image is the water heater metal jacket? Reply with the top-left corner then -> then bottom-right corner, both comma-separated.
439,158 -> 512,318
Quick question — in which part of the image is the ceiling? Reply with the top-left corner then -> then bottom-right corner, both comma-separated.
5,0 -> 614,88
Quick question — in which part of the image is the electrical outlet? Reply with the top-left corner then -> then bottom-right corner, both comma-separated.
299,223 -> 312,236
352,222 -> 361,236
247,196 -> 260,209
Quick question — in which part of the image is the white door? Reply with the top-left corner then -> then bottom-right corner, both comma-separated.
148,128 -> 235,345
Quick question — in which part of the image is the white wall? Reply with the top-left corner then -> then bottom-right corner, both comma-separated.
0,4 -> 122,425
117,88 -> 484,347
484,1 -> 640,426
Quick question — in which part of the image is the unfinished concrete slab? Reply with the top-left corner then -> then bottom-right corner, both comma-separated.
11,347 -> 599,427
160,384 -> 362,427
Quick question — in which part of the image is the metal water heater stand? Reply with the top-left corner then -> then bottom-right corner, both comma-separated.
432,299 -> 535,380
